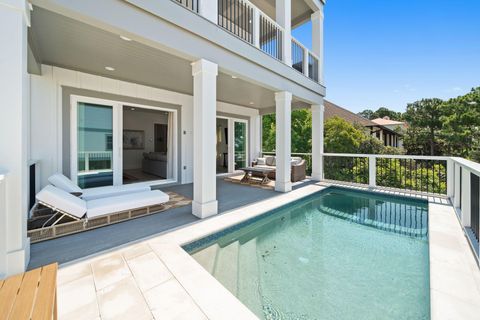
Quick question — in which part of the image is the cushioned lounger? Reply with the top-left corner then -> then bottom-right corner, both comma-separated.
48,173 -> 150,200
36,185 -> 169,225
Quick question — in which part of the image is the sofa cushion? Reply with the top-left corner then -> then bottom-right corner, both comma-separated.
256,157 -> 266,165
48,173 -> 83,194
291,157 -> 302,165
265,156 -> 276,166
144,152 -> 167,161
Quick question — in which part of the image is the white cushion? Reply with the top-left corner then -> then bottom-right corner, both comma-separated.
81,184 -> 151,201
256,157 -> 266,165
86,190 -> 169,218
48,173 -> 82,194
36,185 -> 87,219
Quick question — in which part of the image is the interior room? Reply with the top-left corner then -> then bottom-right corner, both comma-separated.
122,106 -> 174,184
216,118 -> 229,174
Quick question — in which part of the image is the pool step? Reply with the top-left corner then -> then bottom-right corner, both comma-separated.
191,243 -> 220,274
213,240 -> 240,296
238,239 -> 263,317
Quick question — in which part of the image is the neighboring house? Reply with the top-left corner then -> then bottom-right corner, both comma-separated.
324,101 -> 405,148
368,117 -> 407,148
0,0 -> 326,276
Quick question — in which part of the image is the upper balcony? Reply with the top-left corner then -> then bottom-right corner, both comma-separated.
173,0 -> 324,84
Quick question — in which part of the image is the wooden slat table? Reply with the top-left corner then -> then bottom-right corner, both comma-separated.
0,263 -> 58,320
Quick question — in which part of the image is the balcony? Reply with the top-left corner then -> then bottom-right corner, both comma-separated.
173,0 -> 322,84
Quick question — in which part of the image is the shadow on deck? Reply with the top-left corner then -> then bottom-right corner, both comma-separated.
29,177 -> 316,269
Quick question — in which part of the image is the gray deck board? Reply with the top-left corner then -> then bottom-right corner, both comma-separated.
29,178 -> 311,269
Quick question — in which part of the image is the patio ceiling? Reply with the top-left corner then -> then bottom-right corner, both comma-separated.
249,0 -> 314,28
29,6 -> 308,110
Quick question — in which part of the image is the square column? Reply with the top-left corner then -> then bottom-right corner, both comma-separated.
311,103 -> 324,181
0,0 -> 30,277
275,92 -> 292,192
311,7 -> 324,84
276,0 -> 292,66
191,59 -> 218,218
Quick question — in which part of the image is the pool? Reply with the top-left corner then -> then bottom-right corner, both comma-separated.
184,188 -> 430,320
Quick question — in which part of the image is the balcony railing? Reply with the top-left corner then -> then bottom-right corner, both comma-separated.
174,0 -> 320,83
260,151 -> 480,263
174,0 -> 199,12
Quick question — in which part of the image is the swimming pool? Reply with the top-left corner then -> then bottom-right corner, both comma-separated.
184,188 -> 430,319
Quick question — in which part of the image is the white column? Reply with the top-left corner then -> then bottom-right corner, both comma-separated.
311,7 -> 324,84
311,103 -> 324,181
199,0 -> 218,23
250,114 -> 262,164
0,0 -> 30,276
191,59 -> 218,218
275,92 -> 292,192
276,0 -> 292,66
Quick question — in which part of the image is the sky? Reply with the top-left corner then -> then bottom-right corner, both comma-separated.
292,0 -> 480,113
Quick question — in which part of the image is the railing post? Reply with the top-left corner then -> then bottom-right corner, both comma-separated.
303,49 -> 309,78
369,156 -> 376,188
276,0 -> 292,66
447,159 -> 455,199
454,163 -> 461,208
461,168 -> 471,227
253,7 -> 260,48
198,0 -> 218,23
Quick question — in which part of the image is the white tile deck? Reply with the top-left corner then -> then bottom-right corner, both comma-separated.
56,182 -> 480,320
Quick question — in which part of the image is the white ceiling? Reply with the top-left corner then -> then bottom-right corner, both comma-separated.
30,6 -> 311,109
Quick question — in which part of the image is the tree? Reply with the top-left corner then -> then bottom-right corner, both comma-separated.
403,98 -> 444,156
324,117 -> 365,153
358,107 -> 403,121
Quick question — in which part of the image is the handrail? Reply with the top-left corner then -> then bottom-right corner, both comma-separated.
323,153 -> 451,161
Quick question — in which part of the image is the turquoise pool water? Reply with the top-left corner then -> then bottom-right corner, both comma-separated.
185,188 -> 430,320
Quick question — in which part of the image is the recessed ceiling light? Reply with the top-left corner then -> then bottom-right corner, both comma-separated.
130,107 -> 135,111
232,75 -> 238,79
120,35 -> 132,41
105,66 -> 115,71
249,102 -> 254,105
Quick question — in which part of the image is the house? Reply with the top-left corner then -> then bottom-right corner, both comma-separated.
0,0 -> 326,276
323,101 -> 404,148
367,116 -> 407,148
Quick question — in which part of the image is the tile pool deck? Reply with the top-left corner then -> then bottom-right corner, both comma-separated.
54,182 -> 480,320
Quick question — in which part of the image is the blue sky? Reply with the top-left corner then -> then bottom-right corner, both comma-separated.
292,0 -> 480,113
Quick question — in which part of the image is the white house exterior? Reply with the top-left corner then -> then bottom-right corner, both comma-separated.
0,0 -> 326,276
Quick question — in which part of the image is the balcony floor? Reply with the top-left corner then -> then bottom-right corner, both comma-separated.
29,177 -> 316,269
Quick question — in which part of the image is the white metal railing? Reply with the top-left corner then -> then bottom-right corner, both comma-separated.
78,151 -> 113,172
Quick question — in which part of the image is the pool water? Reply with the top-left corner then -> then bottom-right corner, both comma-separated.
186,188 -> 430,320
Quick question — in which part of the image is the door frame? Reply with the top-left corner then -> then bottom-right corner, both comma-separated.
216,115 -> 249,174
70,95 -> 178,188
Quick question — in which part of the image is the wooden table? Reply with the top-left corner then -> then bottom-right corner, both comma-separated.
0,263 -> 58,320
240,167 -> 275,185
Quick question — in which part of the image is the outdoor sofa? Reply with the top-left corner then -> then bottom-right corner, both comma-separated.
252,156 -> 306,182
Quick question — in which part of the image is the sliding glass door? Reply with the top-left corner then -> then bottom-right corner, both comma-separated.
76,102 -> 114,188
72,97 -> 121,188
234,121 -> 248,169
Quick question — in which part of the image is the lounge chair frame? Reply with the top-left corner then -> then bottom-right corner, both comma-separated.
28,201 -> 168,243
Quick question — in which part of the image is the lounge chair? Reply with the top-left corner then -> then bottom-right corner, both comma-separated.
36,185 -> 169,226
48,173 -> 151,200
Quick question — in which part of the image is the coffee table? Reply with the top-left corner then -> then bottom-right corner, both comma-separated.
240,167 -> 276,185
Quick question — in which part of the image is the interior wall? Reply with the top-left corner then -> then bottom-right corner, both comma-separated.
123,108 -> 168,170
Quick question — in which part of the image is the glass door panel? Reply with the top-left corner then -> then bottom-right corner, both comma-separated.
234,121 -> 247,170
77,102 -> 114,188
